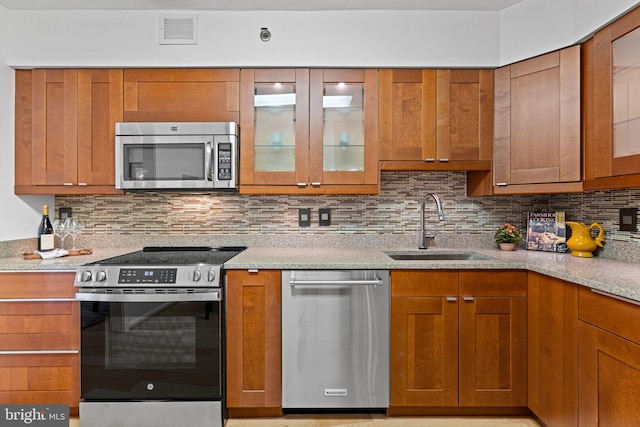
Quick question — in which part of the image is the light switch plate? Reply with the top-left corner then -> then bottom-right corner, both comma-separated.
59,207 -> 72,220
620,208 -> 637,232
319,208 -> 331,226
299,208 -> 311,227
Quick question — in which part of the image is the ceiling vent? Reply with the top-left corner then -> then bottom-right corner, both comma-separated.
159,14 -> 198,45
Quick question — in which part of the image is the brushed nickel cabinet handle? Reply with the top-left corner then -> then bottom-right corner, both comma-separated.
425,158 -> 435,162
496,182 -> 508,186
446,296 -> 457,302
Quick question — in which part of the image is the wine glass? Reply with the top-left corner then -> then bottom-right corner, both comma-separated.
52,219 -> 69,249
65,218 -> 84,251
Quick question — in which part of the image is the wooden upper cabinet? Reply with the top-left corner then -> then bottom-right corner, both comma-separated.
15,69 -> 123,195
493,45 -> 582,195
240,68 -> 379,194
379,68 -> 493,171
585,5 -> 640,190
123,68 -> 240,122
29,69 -> 78,187
77,69 -> 123,186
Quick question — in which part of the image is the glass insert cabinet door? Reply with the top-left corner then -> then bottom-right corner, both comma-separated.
309,69 -> 379,187
240,68 -> 378,190
612,26 -> 640,175
240,68 -> 310,187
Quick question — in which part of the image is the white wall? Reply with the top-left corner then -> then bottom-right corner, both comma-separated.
500,0 -> 640,65
0,4 -> 52,242
7,10 -> 500,68
2,0 -> 640,242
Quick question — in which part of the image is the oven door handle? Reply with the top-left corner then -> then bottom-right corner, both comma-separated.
75,291 -> 222,303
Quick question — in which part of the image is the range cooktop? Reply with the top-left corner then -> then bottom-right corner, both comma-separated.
86,246 -> 247,266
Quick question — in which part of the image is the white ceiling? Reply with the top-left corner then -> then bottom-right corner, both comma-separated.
0,0 -> 526,11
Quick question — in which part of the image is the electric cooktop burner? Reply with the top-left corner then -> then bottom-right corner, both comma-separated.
86,246 -> 247,266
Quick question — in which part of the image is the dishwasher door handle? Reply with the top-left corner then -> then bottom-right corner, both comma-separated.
289,276 -> 383,287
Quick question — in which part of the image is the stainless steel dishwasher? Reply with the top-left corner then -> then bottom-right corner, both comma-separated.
281,270 -> 389,409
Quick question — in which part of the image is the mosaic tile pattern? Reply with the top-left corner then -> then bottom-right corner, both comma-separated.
51,171 -> 640,257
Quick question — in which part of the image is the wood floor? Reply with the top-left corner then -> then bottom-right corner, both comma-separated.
225,414 -> 542,426
72,414 -> 542,426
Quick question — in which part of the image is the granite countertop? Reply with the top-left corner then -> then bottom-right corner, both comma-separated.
2,246 -> 640,303
225,247 -> 640,303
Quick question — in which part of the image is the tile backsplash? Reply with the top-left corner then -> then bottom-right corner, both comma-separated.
51,171 -> 640,260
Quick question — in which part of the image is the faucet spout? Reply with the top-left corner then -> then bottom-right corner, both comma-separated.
419,193 -> 445,249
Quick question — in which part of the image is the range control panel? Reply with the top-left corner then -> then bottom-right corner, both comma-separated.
118,268 -> 178,284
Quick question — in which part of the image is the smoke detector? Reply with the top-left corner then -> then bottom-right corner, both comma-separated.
159,14 -> 198,45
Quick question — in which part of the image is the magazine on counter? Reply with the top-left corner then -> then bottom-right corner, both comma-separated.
526,211 -> 568,253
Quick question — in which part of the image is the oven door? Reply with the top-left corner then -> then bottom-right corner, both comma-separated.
77,291 -> 223,401
116,135 -> 213,190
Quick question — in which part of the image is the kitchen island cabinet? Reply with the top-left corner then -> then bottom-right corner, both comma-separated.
122,68 -> 240,123
225,269 -> 282,417
389,270 -> 527,415
0,272 -> 79,412
492,45 -> 582,195
578,286 -> 640,426
15,69 -> 124,195
239,68 -> 379,195
527,272 -> 578,427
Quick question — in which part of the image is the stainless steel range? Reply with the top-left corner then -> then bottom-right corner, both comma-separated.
74,246 -> 245,427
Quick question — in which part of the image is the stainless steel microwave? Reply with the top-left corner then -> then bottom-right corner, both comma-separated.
115,122 -> 238,191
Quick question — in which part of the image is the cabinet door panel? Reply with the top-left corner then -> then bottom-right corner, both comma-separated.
226,270 -> 281,412
77,69 -> 123,186
493,46 -> 581,191
123,68 -> 240,122
379,69 -> 436,161
31,69 -> 78,186
527,273 -> 578,427
240,68 -> 310,187
459,296 -> 526,407
579,322 -> 640,427
390,296 -> 458,407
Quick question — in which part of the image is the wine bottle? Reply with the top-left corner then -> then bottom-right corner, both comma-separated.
37,205 -> 54,251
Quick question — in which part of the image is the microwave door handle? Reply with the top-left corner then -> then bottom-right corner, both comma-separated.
206,141 -> 214,181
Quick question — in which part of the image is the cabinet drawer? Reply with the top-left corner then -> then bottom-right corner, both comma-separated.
0,301 -> 79,351
0,353 -> 79,406
391,270 -> 458,297
0,272 -> 76,299
459,270 -> 527,296
579,287 -> 640,345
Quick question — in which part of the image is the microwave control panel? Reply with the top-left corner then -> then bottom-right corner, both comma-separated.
217,143 -> 232,181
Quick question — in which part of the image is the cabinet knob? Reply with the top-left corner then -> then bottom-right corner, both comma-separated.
425,158 -> 435,162
463,296 -> 475,302
297,183 -> 307,188
446,296 -> 457,302
311,182 -> 321,187
64,183 -> 74,186
496,182 -> 508,186
439,158 -> 449,162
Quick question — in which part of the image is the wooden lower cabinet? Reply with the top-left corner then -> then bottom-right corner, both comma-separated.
225,269 -> 282,417
390,270 -> 527,414
0,271 -> 79,411
527,272 -> 578,427
579,287 -> 640,427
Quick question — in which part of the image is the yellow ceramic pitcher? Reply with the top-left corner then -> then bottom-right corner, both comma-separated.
565,221 -> 605,258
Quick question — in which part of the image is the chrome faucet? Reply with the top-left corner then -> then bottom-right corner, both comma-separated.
419,193 -> 445,249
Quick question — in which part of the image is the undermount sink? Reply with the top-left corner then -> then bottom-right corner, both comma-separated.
385,251 -> 494,261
